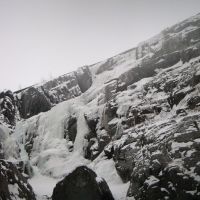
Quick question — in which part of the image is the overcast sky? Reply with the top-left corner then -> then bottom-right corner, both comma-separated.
0,0 -> 200,91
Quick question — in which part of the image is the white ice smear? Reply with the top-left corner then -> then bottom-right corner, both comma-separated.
73,110 -> 90,154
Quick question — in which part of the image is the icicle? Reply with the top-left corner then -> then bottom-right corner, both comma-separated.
73,111 -> 90,155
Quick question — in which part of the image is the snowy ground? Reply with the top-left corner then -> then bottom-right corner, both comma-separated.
29,167 -> 59,198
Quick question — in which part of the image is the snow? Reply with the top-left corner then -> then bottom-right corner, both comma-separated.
90,156 -> 129,200
84,48 -> 139,103
126,197 -> 136,200
194,138 -> 200,143
196,69 -> 200,76
144,175 -> 160,188
171,141 -> 193,151
0,124 -> 10,140
95,176 -> 104,183
29,167 -> 59,198
128,77 -> 153,92
108,117 -> 120,125
8,184 -> 23,200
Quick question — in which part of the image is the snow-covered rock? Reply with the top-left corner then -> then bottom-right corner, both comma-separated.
0,160 -> 36,200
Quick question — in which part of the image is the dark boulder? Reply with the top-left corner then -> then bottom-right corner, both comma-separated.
0,160 -> 36,200
20,87 -> 51,118
52,166 -> 114,200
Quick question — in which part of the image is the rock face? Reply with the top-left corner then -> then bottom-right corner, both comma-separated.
0,90 -> 17,126
0,160 -> 36,200
38,72 -> 82,104
117,17 -> 200,88
52,166 -> 114,200
75,66 -> 93,93
125,115 -> 200,200
13,66 -> 92,119
64,115 -> 77,143
19,87 -> 51,119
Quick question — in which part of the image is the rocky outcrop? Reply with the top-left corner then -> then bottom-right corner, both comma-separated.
13,66 -> 92,119
84,113 -> 99,159
0,90 -> 17,126
64,115 -> 77,143
84,102 -> 118,160
52,166 -> 114,200
84,36 -> 200,199
104,79 -> 127,103
0,160 -> 36,200
126,115 -> 200,200
75,66 -> 93,93
19,87 -> 51,119
40,66 -> 92,104
39,72 -> 82,104
108,58 -> 200,199
114,15 -> 200,89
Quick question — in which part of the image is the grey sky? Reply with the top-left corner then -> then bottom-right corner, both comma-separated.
0,0 -> 200,91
